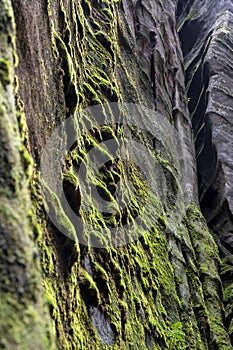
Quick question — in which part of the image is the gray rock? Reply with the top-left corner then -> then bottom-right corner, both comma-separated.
178,0 -> 233,340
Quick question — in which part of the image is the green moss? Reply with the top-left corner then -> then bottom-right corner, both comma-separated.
165,322 -> 186,349
5,0 -> 232,348
40,179 -> 77,242
223,285 -> 233,318
0,294 -> 57,350
79,267 -> 101,306
186,204 -> 232,348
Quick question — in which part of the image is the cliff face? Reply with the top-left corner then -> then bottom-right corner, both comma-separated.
178,0 -> 233,341
0,1 -> 56,349
0,0 -> 232,349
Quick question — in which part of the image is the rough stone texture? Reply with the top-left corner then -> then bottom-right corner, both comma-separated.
0,0 -> 232,349
0,1 -> 56,349
177,0 -> 233,341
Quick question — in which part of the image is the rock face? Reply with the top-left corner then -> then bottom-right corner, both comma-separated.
177,0 -> 233,341
0,1 -> 56,349
0,0 -> 232,349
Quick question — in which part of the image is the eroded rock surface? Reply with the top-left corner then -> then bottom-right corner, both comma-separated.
178,0 -> 233,341
0,0 -> 232,349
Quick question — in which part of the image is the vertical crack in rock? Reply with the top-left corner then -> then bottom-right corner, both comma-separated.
177,0 -> 233,343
